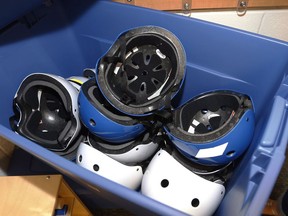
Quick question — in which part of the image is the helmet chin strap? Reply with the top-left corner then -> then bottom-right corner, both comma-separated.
135,90 -> 174,144
102,38 -> 127,65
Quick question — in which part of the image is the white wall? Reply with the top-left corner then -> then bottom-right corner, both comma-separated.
178,9 -> 288,42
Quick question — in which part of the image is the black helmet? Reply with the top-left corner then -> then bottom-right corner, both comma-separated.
11,73 -> 82,157
96,26 -> 186,116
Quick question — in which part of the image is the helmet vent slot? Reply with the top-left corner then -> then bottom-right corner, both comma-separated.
145,54 -> 151,63
89,119 -> 96,127
93,164 -> 100,172
160,179 -> 169,188
78,155 -> 82,162
226,151 -> 235,157
191,198 -> 200,207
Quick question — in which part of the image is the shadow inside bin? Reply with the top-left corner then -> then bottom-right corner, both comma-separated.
0,0 -> 100,45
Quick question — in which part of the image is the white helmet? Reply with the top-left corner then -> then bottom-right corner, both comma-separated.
87,131 -> 160,165
141,149 -> 225,216
76,142 -> 143,190
11,73 -> 82,158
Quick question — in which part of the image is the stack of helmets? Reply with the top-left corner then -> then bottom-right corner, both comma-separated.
76,25 -> 187,190
141,91 -> 255,215
10,73 -> 87,160
164,91 -> 255,165
10,25 -> 256,215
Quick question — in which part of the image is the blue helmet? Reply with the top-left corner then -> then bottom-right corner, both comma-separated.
96,26 -> 186,116
78,77 -> 146,143
164,91 -> 255,165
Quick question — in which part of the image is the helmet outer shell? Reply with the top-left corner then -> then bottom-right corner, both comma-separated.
76,142 -> 143,190
78,79 -> 146,143
165,109 -> 255,165
12,73 -> 81,151
141,149 -> 225,215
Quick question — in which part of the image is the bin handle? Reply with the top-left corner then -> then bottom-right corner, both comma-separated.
260,95 -> 288,148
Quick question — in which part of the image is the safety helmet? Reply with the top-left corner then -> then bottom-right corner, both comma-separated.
86,130 -> 161,165
76,142 -> 143,190
78,77 -> 146,143
163,137 -> 234,183
10,73 -> 82,156
96,26 -> 186,116
141,148 -> 226,215
164,91 -> 255,165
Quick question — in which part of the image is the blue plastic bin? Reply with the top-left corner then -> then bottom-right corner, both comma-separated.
1,0 -> 288,215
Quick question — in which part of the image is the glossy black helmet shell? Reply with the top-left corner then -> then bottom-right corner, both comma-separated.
11,73 -> 81,153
